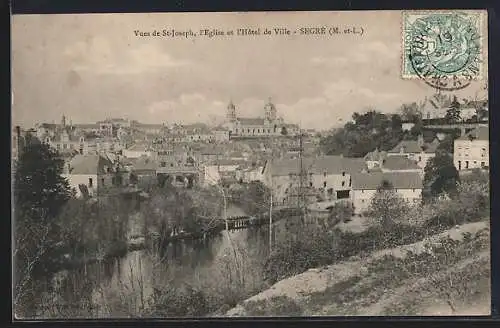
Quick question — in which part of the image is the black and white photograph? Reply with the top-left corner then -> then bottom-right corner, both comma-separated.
11,10 -> 490,318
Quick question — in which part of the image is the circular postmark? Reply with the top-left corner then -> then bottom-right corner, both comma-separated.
407,13 -> 482,91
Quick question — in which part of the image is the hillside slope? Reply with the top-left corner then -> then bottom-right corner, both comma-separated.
225,220 -> 490,317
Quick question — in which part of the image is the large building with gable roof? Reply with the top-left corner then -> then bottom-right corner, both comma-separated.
223,98 -> 299,138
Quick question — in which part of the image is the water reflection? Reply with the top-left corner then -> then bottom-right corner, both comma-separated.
32,205 -> 275,318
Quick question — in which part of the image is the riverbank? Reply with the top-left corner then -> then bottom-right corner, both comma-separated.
44,206 -> 294,276
224,220 -> 490,316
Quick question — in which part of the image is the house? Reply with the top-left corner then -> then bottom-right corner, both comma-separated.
402,122 -> 415,132
63,154 -> 116,198
351,171 -> 423,215
128,156 -> 158,187
453,126 -> 489,171
387,135 -> 439,169
380,155 -> 422,177
122,142 -> 156,158
262,155 -> 367,206
203,159 -> 244,186
308,156 -> 367,201
364,149 -> 388,170
235,164 -> 265,183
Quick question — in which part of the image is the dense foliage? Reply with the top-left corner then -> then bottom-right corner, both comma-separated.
423,151 -> 460,199
319,110 -> 410,157
229,181 -> 271,217
263,177 -> 488,284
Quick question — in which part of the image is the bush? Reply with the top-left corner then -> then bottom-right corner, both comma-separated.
148,284 -> 208,317
243,296 -> 303,316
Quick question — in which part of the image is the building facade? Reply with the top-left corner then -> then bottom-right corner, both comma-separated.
351,171 -> 423,215
223,98 -> 299,138
453,126 -> 489,171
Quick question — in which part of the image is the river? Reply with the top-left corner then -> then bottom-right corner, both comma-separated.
28,204 -> 284,318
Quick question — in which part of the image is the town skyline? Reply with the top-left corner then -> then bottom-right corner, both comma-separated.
11,12 -> 487,130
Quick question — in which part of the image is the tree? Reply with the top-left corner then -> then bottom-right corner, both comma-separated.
319,109 -> 404,157
400,102 -> 422,123
445,96 -> 461,123
14,135 -> 72,223
423,151 -> 460,199
369,180 -> 409,229
13,135 -> 73,317
436,134 -> 456,154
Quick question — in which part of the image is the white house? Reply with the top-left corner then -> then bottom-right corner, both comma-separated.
203,159 -> 242,186
63,154 -> 115,198
453,126 -> 489,171
122,142 -> 156,158
351,171 -> 423,215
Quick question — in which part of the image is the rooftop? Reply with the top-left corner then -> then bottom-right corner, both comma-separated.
66,154 -> 114,175
382,155 -> 420,170
457,126 -> 489,141
352,171 -> 423,190
388,138 -> 439,154
268,155 -> 367,176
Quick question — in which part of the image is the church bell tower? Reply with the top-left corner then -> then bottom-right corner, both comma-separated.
264,97 -> 277,123
227,99 -> 237,122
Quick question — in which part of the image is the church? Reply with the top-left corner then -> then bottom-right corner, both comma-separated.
223,98 -> 299,138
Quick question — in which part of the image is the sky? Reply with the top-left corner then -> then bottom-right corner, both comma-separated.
11,11 -> 488,130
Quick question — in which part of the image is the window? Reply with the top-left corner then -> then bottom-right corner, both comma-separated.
418,156 -> 422,162
362,199 -> 365,203
458,160 -> 462,170
349,178 -> 352,187
56,144 -> 61,150
323,181 -> 327,188
309,182 -> 313,187
342,171 -> 345,177
362,190 -> 364,193
466,161 -> 469,169
412,189 -> 415,192
342,181 -> 345,187
474,161 -> 477,165
101,178 -> 105,185
88,178 -> 93,187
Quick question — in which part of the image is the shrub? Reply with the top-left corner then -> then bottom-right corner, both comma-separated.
148,284 -> 208,317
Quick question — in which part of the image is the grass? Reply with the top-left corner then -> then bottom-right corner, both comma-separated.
284,226 -> 490,316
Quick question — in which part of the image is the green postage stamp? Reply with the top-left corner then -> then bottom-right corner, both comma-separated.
402,11 -> 485,88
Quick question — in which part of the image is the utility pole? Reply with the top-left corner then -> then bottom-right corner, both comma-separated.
269,187 -> 273,254
297,127 -> 307,223
269,131 -> 275,254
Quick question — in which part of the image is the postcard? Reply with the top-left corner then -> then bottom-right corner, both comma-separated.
11,10 -> 490,319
